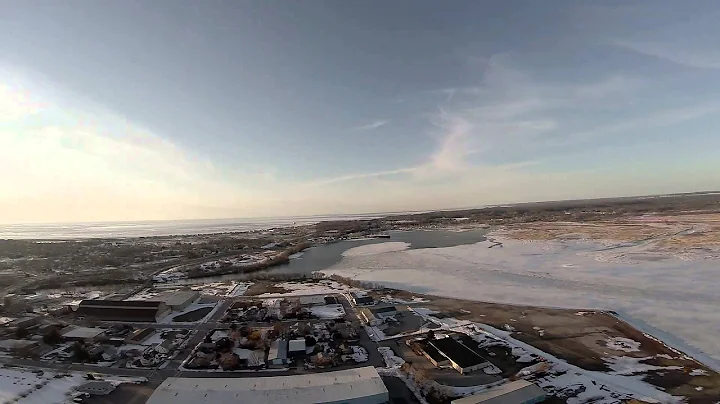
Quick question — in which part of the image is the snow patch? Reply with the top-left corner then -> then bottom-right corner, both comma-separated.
341,242 -> 410,257
309,304 -> 346,320
378,347 -> 405,368
606,337 -> 642,353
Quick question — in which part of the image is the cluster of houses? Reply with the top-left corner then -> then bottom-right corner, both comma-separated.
222,295 -> 346,324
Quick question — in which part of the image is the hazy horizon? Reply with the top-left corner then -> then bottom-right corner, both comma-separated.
3,190 -> 718,227
3,1 -> 720,223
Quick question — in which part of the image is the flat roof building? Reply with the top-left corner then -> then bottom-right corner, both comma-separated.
61,326 -> 106,341
360,308 -> 378,325
430,336 -> 491,374
154,290 -> 199,311
288,338 -> 306,357
0,339 -> 39,355
76,300 -> 170,322
371,306 -> 398,318
268,339 -> 288,365
9,315 -> 41,329
75,381 -> 116,396
146,366 -> 389,404
451,380 -> 546,404
125,328 -> 155,344
350,292 -> 375,306
421,341 -> 450,367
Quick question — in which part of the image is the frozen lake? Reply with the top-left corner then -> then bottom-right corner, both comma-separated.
169,229 -> 489,284
323,236 -> 720,370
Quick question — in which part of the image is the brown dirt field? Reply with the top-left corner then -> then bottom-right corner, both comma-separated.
243,281 -> 290,296
500,212 -> 720,255
373,288 -> 720,402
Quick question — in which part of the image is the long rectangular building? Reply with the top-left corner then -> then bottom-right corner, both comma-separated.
75,300 -> 170,322
429,336 -> 491,374
451,380 -> 546,404
146,366 -> 389,404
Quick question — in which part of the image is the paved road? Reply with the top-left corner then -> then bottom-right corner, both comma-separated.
338,294 -> 385,368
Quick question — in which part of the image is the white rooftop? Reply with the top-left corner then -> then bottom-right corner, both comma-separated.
0,339 -> 37,350
146,366 -> 388,404
154,290 -> 199,306
288,339 -> 306,352
61,327 -> 106,340
451,380 -> 546,404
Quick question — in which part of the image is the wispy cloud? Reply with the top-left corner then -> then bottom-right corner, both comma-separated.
309,167 -> 417,187
617,40 -> 720,69
353,120 -> 389,131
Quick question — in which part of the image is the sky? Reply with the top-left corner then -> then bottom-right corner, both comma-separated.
1,0 -> 719,223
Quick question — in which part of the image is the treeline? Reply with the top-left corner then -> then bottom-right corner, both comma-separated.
185,242 -> 312,280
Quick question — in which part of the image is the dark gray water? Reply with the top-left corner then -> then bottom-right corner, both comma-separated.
170,229 -> 488,284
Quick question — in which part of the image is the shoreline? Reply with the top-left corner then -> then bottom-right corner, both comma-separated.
322,229 -> 720,369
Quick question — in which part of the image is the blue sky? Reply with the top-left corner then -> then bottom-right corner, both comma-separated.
1,1 -> 719,223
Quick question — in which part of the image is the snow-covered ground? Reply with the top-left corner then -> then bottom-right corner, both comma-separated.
0,367 -> 140,404
342,242 -> 410,257
323,235 -> 720,370
189,281 -> 253,297
257,280 -> 359,297
308,304 -> 346,319
157,301 -> 219,324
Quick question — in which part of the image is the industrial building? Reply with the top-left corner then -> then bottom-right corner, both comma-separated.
125,328 -> 155,344
154,290 -> 199,311
360,306 -> 398,325
8,315 -> 41,329
350,292 -> 374,306
288,338 -> 307,357
429,336 -> 491,374
451,380 -> 546,404
0,339 -> 39,356
75,300 -> 171,322
420,341 -> 450,367
268,339 -> 288,365
75,381 -> 116,396
61,326 -> 106,341
146,366 -> 389,404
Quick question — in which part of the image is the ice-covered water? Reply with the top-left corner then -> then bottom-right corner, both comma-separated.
323,237 -> 720,369
0,214 -> 386,239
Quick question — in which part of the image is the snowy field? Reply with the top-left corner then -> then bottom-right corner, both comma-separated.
157,301 -> 219,324
342,242 -> 410,257
0,367 -> 141,404
309,304 -> 346,319
324,237 -> 720,369
256,280 -> 359,297
379,307 -> 692,403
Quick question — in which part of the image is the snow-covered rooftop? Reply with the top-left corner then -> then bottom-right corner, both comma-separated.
61,326 -> 106,340
146,366 -> 388,404
451,380 -> 545,404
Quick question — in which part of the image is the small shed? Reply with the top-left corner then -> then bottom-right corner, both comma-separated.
288,339 -> 306,358
75,381 -> 116,396
268,339 -> 288,365
62,327 -> 106,341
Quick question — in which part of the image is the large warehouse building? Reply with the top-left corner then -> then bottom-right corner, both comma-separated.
154,289 -> 199,311
146,366 -> 389,404
451,380 -> 546,404
75,300 -> 171,322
